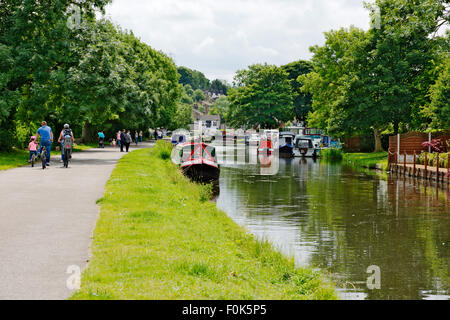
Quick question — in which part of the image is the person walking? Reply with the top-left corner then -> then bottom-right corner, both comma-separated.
35,121 -> 53,166
116,130 -> 121,149
125,130 -> 132,152
139,130 -> 143,142
120,129 -> 126,152
134,130 -> 139,145
98,131 -> 105,148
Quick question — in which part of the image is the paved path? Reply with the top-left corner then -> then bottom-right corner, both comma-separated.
0,142 -> 152,299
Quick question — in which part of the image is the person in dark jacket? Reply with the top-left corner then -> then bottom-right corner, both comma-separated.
120,129 -> 126,152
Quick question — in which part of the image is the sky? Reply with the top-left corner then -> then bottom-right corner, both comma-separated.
101,0 -> 373,82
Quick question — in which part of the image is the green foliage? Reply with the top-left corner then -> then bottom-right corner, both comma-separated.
281,60 -> 313,122
177,66 -> 210,90
153,140 -> 173,160
209,79 -> 229,95
320,148 -> 343,161
0,1 -> 181,150
199,183 -> 214,202
193,89 -> 205,102
71,148 -> 337,300
209,95 -> 230,123
343,152 -> 388,170
171,102 -> 193,130
227,64 -> 294,129
302,0 -> 449,147
417,151 -> 449,168
421,57 -> 450,129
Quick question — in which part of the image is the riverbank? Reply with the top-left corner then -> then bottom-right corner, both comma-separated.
0,143 -> 101,171
343,152 -> 388,171
71,143 -> 337,300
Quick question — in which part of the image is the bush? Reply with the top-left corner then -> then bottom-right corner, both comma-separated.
417,152 -> 449,168
153,140 -> 173,160
0,128 -> 16,152
320,148 -> 343,161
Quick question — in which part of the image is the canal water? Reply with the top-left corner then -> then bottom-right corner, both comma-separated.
215,148 -> 449,300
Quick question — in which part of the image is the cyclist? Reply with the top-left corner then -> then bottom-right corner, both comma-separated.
36,121 -> 53,166
58,124 -> 75,164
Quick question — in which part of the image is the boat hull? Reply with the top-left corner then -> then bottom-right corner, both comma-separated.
182,164 -> 220,183
279,144 -> 294,157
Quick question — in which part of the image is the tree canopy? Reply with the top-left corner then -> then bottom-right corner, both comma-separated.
226,64 -> 293,129
281,60 -> 313,122
301,0 -> 449,151
0,0 -> 181,150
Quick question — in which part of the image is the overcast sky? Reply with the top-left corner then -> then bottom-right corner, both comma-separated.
102,0 -> 372,82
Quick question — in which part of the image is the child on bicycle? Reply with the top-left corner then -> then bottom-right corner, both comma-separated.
28,136 -> 38,163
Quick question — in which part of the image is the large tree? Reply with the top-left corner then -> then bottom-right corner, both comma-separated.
227,64 -> 293,129
177,66 -> 210,91
281,60 -> 313,122
302,0 -> 449,152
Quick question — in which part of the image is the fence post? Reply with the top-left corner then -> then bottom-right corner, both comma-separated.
448,152 -> 449,184
413,151 -> 416,176
404,152 -> 407,175
424,152 -> 428,180
436,153 -> 440,183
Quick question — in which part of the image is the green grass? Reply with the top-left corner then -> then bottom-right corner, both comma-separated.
320,148 -> 344,161
0,143 -> 102,171
71,142 -> 337,300
0,149 -> 29,171
343,152 -> 388,170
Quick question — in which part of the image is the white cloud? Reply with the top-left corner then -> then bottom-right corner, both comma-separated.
102,0 -> 371,81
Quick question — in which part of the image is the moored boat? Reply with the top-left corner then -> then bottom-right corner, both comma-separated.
258,135 -> 273,154
294,136 -> 318,158
180,142 -> 220,182
279,132 -> 296,157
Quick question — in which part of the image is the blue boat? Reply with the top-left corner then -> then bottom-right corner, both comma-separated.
279,132 -> 296,157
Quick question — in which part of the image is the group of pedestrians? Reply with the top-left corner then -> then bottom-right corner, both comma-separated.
28,121 -> 75,166
115,130 -> 143,152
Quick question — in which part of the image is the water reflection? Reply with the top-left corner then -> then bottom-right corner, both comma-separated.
216,155 -> 450,300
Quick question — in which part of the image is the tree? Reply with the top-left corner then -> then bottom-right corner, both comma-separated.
302,0 -> 449,152
209,79 -> 229,95
421,57 -> 450,129
193,89 -> 205,102
177,66 -> 210,90
171,102 -> 193,130
301,27 -> 368,138
281,60 -> 314,122
0,0 -> 112,150
209,95 -> 230,123
227,64 -> 293,129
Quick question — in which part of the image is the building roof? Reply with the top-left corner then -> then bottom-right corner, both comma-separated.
200,115 -> 220,121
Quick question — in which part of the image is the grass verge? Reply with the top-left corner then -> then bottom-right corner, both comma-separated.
343,152 -> 388,170
0,143 -> 102,171
71,142 -> 337,300
0,149 -> 29,171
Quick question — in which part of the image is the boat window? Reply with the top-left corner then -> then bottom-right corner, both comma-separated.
296,139 -> 312,148
203,145 -> 216,160
182,145 -> 201,161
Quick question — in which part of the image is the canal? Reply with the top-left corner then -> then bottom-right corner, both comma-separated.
215,148 -> 449,300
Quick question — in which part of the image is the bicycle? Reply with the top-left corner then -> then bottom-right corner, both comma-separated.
62,136 -> 73,168
30,152 -> 37,168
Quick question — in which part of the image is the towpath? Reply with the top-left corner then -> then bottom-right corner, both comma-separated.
0,142 -> 152,299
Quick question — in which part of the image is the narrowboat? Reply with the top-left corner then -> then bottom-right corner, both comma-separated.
279,132 -> 296,157
294,136 -> 318,158
180,142 -> 220,182
258,135 -> 273,154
